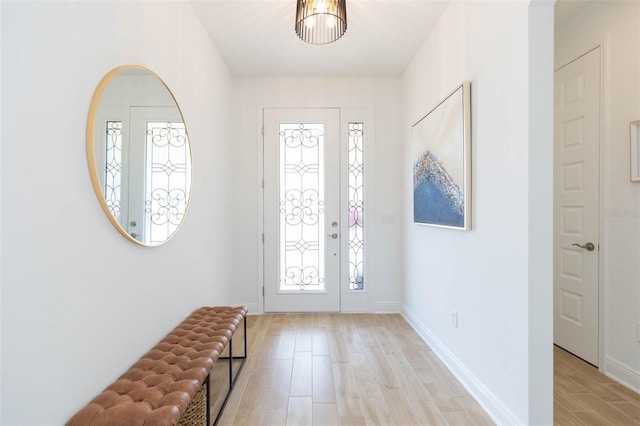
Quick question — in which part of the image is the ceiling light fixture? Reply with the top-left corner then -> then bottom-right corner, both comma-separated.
295,0 -> 347,45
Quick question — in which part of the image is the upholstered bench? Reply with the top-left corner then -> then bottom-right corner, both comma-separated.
67,306 -> 247,426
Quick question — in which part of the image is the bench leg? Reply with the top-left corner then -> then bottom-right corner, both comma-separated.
229,316 -> 247,388
205,375 -> 211,426
213,316 -> 248,426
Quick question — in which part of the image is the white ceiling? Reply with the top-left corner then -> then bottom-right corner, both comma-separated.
189,0 -> 451,77
189,0 -> 593,78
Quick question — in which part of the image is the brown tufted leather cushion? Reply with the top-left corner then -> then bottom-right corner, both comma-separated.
67,306 -> 247,426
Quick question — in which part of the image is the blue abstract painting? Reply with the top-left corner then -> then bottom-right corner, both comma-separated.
413,152 -> 464,227
412,82 -> 470,229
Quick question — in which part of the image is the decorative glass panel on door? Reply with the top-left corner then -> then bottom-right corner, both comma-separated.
104,121 -> 123,219
348,122 -> 364,291
279,123 -> 326,292
144,121 -> 190,245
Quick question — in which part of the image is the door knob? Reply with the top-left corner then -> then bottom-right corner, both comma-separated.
327,233 -> 338,239
572,242 -> 595,251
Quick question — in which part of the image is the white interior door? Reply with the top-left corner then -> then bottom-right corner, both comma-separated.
554,47 -> 600,366
263,108 -> 340,312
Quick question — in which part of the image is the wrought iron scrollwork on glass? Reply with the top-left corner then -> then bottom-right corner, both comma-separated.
348,122 -> 364,291
279,123 -> 325,291
145,121 -> 190,245
104,121 -> 123,218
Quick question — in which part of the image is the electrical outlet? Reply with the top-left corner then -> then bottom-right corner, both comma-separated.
452,310 -> 458,328
381,214 -> 395,224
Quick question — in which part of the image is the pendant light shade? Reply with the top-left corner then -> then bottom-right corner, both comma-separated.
295,0 -> 347,45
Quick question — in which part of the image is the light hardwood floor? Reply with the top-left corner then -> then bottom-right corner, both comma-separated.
212,314 -> 639,426
554,345 -> 640,425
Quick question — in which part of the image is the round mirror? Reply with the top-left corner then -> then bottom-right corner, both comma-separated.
87,66 -> 192,246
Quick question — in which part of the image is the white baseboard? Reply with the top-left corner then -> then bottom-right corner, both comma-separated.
237,303 -> 259,314
374,301 -> 401,313
604,356 -> 640,393
402,305 -> 523,426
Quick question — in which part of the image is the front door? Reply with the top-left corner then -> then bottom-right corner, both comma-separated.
263,108 -> 341,312
554,47 -> 600,366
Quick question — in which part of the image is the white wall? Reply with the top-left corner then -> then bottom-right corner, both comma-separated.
0,1 -> 235,424
401,1 -> 554,424
555,0 -> 640,391
230,77 -> 403,313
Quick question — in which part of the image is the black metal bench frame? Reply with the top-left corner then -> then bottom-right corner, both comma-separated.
205,316 -> 247,426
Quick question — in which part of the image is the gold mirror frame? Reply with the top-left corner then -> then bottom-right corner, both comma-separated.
86,65 -> 192,246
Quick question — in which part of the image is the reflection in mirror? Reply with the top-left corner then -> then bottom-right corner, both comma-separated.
87,66 -> 192,246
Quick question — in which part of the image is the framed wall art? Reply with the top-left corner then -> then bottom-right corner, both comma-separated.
631,120 -> 640,182
412,81 -> 471,230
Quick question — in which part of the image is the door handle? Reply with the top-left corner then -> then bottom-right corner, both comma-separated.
327,233 -> 338,239
572,242 -> 595,252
